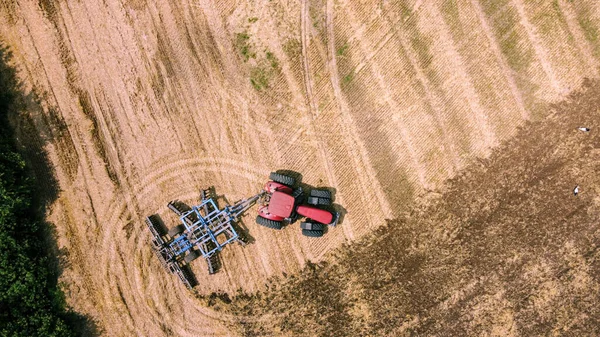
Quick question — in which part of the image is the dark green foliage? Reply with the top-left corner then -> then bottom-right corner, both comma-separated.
0,44 -> 77,337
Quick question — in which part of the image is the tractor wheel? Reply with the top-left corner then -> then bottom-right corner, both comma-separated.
256,215 -> 283,230
184,250 -> 201,264
300,222 -> 325,231
307,196 -> 332,206
269,172 -> 295,187
302,229 -> 324,237
168,224 -> 185,237
317,197 -> 332,206
310,189 -> 332,199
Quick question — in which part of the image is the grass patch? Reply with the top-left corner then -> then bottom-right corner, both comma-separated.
441,0 -> 464,38
250,67 -> 270,91
409,30 -> 434,71
336,43 -> 349,57
342,72 -> 353,85
249,50 -> 280,91
248,17 -> 258,23
579,17 -> 599,44
283,39 -> 301,59
235,32 -> 255,62
480,3 -> 533,73
266,51 -> 279,69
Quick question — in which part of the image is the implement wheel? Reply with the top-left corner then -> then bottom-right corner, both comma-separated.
168,224 -> 185,237
269,172 -> 295,187
302,229 -> 324,238
184,250 -> 201,264
256,215 -> 283,230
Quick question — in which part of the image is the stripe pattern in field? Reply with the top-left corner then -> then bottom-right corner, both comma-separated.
0,0 -> 598,335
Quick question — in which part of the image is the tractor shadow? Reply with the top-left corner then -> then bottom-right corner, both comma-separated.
274,169 -> 348,235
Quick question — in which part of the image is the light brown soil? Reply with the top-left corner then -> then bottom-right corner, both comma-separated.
223,79 -> 600,336
0,0 -> 598,335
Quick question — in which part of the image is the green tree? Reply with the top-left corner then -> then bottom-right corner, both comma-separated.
0,44 -> 77,337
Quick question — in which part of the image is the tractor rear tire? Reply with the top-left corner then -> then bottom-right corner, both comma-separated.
318,198 -> 332,206
168,224 -> 185,237
310,189 -> 332,199
307,196 -> 332,206
256,215 -> 283,230
269,172 -> 295,187
302,229 -> 324,237
184,250 -> 201,264
300,222 -> 325,231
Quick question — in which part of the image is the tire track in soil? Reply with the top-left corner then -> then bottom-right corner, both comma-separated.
511,0 -> 563,94
469,0 -> 530,120
323,0 -> 394,231
135,156 -> 268,195
556,0 -> 599,77
378,11 -> 463,173
340,1 -> 432,188
426,3 -> 497,152
302,0 -> 355,241
31,2 -> 256,334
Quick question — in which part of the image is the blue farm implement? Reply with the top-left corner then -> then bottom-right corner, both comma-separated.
145,188 -> 263,288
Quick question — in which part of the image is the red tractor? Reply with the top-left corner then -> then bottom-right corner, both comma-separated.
256,172 -> 338,237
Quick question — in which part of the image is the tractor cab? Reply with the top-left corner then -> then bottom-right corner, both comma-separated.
256,172 -> 337,236
268,191 -> 295,218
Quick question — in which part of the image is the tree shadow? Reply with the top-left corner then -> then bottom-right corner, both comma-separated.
0,43 -> 101,336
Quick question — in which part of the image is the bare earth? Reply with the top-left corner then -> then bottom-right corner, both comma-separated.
0,0 -> 599,335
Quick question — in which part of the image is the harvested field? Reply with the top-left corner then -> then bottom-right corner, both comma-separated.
0,0 -> 599,335
223,79 -> 600,336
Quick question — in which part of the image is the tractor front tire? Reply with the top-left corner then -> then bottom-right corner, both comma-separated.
302,229 -> 324,237
168,224 -> 185,237
300,222 -> 325,231
256,215 -> 283,230
184,250 -> 201,264
307,196 -> 332,206
269,172 -> 295,187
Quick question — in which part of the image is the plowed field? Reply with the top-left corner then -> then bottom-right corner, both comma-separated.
1,0 -> 599,335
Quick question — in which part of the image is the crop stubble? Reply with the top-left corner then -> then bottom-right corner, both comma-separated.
0,0 -> 598,335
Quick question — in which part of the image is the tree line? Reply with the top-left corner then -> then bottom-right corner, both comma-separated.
0,44 -> 79,336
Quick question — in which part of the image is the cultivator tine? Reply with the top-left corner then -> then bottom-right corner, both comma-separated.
172,264 -> 196,289
146,215 -> 166,238
168,201 -> 184,216
152,248 -> 171,271
201,188 -> 213,201
207,254 -> 219,275
148,189 -> 263,288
